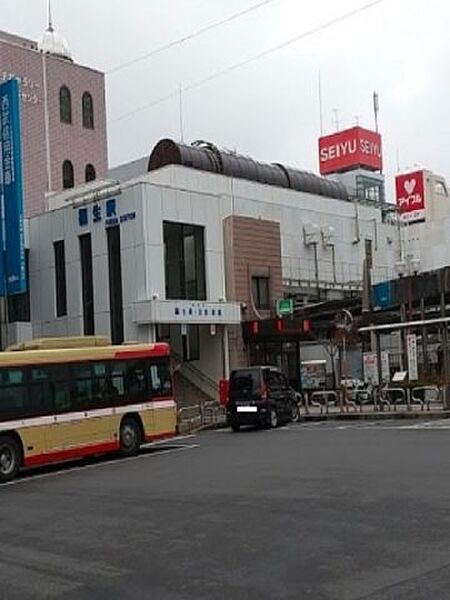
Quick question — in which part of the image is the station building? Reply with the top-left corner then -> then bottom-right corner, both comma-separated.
3,20 -> 450,398
22,139 -> 400,398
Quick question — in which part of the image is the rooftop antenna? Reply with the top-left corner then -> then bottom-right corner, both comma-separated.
178,83 -> 185,143
373,91 -> 379,132
396,147 -> 401,173
332,108 -> 340,131
47,0 -> 54,32
353,115 -> 360,126
318,71 -> 324,136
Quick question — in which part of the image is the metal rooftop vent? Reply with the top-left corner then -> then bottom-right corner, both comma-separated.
148,139 -> 348,201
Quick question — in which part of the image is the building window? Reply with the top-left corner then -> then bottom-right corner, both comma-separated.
82,92 -> 94,129
107,225 -> 124,344
59,85 -> 72,124
356,175 -> 384,204
252,276 -> 270,310
54,241 -> 67,317
62,160 -> 74,189
79,233 -> 95,335
163,222 -> 206,300
85,164 -> 96,183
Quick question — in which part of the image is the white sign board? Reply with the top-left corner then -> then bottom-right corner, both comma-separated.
363,352 -> 390,384
407,333 -> 418,381
133,299 -> 241,325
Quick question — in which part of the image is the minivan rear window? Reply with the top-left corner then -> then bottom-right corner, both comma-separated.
229,369 -> 261,395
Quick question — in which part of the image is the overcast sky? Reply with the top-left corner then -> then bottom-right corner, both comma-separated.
2,0 -> 450,201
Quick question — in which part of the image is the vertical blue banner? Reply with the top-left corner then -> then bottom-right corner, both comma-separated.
0,78 -> 26,296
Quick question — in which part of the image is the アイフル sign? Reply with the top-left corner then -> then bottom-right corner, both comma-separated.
395,171 -> 425,223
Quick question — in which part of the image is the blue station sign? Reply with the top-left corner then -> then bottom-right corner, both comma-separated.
0,78 -> 26,296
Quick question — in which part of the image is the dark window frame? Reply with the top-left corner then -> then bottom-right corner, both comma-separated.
107,225 -> 124,345
54,240 -> 67,317
252,276 -> 270,310
82,91 -> 94,129
163,221 -> 206,301
85,163 -> 96,183
62,160 -> 74,189
79,233 -> 95,335
59,85 -> 72,124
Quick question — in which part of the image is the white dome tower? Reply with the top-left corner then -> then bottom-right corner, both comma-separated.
38,0 -> 73,62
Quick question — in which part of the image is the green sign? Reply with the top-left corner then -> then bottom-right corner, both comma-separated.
276,298 -> 294,316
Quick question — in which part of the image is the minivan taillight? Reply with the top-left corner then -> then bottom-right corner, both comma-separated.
261,382 -> 268,401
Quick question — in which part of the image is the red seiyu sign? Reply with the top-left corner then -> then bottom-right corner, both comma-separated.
395,171 -> 425,223
318,127 -> 383,175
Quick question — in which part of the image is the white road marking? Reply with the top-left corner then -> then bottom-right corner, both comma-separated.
3,443 -> 199,488
296,420 -> 450,431
397,419 -> 450,429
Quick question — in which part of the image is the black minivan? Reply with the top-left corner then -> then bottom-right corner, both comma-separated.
227,366 -> 299,432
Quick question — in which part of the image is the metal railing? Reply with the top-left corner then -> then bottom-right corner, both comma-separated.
177,400 -> 226,433
300,384 -> 445,416
307,390 -> 340,414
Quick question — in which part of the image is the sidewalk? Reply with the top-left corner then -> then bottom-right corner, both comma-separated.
299,406 -> 450,422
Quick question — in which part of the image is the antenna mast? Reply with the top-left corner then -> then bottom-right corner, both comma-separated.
179,84 -> 185,143
47,0 -> 54,31
318,71 -> 324,136
373,91 -> 379,132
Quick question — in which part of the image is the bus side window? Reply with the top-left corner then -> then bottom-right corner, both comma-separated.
110,360 -> 148,404
68,362 -> 111,411
124,361 -> 147,399
91,362 -> 115,408
70,363 -> 92,411
51,365 -> 72,413
110,362 -> 126,399
148,359 -> 172,397
29,367 -> 54,416
0,368 -> 27,419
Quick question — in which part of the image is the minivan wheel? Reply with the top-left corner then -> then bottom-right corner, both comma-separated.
269,408 -> 278,428
290,403 -> 300,423
231,422 -> 241,433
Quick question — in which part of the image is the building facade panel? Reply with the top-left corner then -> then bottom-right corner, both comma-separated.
0,29 -> 108,216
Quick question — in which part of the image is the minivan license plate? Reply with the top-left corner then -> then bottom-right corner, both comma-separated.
237,406 -> 257,413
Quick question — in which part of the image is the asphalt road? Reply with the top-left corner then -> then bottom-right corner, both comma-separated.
3,420 -> 450,599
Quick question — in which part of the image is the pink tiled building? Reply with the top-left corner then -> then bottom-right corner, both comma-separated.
0,26 -> 108,216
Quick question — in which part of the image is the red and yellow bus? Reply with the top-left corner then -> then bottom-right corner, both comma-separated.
0,337 -> 177,482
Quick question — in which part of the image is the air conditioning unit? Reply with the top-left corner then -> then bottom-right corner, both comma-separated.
321,226 -> 335,248
303,223 -> 320,246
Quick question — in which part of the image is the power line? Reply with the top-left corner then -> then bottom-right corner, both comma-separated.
109,0 -> 388,125
107,0 -> 279,75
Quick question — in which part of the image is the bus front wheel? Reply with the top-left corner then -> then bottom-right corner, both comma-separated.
119,418 -> 141,456
0,436 -> 21,483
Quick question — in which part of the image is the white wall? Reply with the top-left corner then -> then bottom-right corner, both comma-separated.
29,164 -> 400,343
